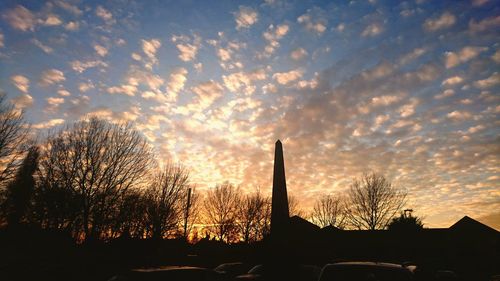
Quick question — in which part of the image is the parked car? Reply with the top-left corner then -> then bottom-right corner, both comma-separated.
235,263 -> 321,281
318,261 -> 414,281
108,266 -> 224,281
214,262 -> 253,279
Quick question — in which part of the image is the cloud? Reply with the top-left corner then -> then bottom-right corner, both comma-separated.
217,48 -> 232,61
447,110 -> 472,121
11,94 -> 33,109
32,119 -> 65,129
54,1 -> 83,16
88,106 -> 141,123
78,82 -> 94,92
125,66 -> 164,92
94,44 -> 108,57
474,72 -> 500,88
142,39 -> 161,69
361,62 -> 394,81
492,50 -> 500,63
272,69 -> 303,85
107,85 -> 137,96
234,6 -> 258,30
57,89 -> 71,97
95,5 -> 114,24
260,24 -> 289,56
194,63 -> 203,72
372,95 -> 403,107
372,114 -> 390,129
10,75 -> 30,93
31,38 -> 53,53
336,23 -> 345,32
40,69 -> 65,86
290,48 -> 308,61
469,15 -> 500,33
172,34 -> 202,62
190,80 -> 224,110
176,43 -> 198,62
358,93 -> 405,114
131,52 -> 142,61
166,67 -> 188,100
468,124 -> 485,134
445,46 -> 488,68
472,0 -> 490,6
222,69 -> 266,95
423,12 -> 456,31
441,76 -> 463,86
398,98 -> 419,118
435,89 -> 455,99
46,97 -> 65,112
361,23 -> 384,37
70,59 -> 108,73
2,5 -> 36,32
399,48 -> 427,65
297,9 -> 327,34
263,24 -> 289,41
64,21 -> 79,31
41,14 -> 62,26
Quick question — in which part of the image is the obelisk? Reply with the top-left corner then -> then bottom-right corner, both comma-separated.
270,139 -> 289,237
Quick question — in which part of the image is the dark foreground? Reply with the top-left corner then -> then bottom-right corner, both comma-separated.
1,227 -> 498,281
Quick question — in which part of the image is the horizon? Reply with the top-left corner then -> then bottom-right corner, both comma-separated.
0,0 -> 499,231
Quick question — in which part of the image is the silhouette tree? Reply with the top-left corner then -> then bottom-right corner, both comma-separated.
288,194 -> 305,217
145,163 -> 190,240
236,189 -> 268,243
0,94 -> 30,188
32,171 -> 82,235
387,209 -> 424,231
310,194 -> 347,229
346,173 -> 406,230
112,188 -> 148,239
203,182 -> 240,243
36,117 -> 153,241
3,146 -> 39,227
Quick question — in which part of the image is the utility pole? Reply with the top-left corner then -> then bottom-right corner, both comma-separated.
183,188 -> 192,238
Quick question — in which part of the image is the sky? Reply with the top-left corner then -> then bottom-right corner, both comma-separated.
0,0 -> 499,230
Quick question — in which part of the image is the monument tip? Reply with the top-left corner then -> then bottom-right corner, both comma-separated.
276,139 -> 282,144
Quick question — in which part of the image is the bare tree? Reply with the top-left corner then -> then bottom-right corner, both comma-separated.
288,194 -> 305,217
32,176 -> 82,236
36,117 -> 153,241
346,173 -> 406,230
203,182 -> 240,243
258,197 -> 272,239
310,194 -> 347,229
144,163 -> 190,240
237,189 -> 268,243
0,94 -> 30,188
112,188 -> 149,239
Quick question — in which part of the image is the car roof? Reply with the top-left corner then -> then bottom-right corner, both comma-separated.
216,262 -> 244,266
327,262 -> 406,269
132,266 -> 207,272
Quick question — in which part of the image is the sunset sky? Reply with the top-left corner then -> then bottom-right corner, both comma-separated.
0,0 -> 499,229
